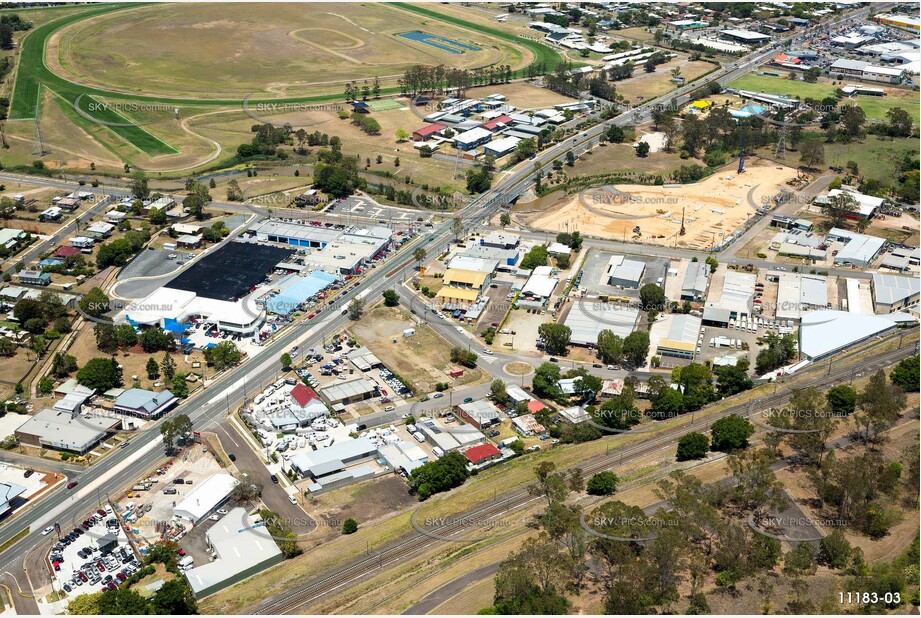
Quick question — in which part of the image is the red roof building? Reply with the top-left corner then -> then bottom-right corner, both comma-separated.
412,123 -> 447,141
463,443 -> 502,466
481,115 -> 512,131
526,400 -> 546,413
54,246 -> 81,258
290,383 -> 320,408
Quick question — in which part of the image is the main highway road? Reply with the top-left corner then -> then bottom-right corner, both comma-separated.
0,0 -> 884,588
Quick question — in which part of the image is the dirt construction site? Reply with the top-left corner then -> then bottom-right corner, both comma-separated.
529,161 -> 800,250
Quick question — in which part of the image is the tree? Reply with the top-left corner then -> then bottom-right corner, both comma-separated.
183,181 -> 212,220
519,245 -> 549,270
171,373 -> 189,397
596,329 -> 623,366
500,212 -> 511,226
226,179 -> 243,201
538,323 -> 571,356
532,362 -> 562,400
413,247 -> 426,269
160,419 -> 177,453
595,392 -> 640,430
76,357 -> 122,391
676,432 -> 709,461
818,530 -> 853,569
649,386 -> 683,420
203,340 -> 242,370
840,105 -> 866,138
799,139 -> 825,170
161,353 -> 176,381
639,283 -> 666,311
714,364 -> 752,396
586,471 -> 618,496
622,331 -> 649,367
395,128 -> 410,142
139,328 -> 175,353
280,353 -> 292,371
885,107 -> 912,137
129,174 -> 150,200
0,337 -> 15,358
710,414 -> 754,452
449,347 -> 478,368
39,376 -> 53,394
490,379 -> 507,403
528,461 -> 583,506
855,369 -> 906,442
66,592 -> 103,615
342,518 -> 359,534
826,384 -> 857,416
606,125 -> 625,143
890,355 -> 919,392
823,191 -> 859,229
115,324 -> 138,351
79,287 -> 110,318
451,217 -> 464,242
146,357 -> 159,379
382,289 -> 399,307
636,141 -> 650,157
408,451 -> 470,500
51,352 -> 78,378
149,578 -> 197,615
348,297 -> 365,320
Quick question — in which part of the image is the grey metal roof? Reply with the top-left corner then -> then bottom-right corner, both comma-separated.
17,408 -> 120,452
872,272 -> 921,305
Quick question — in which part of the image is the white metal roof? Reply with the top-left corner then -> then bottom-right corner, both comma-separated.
173,474 -> 239,522
872,272 -> 921,306
798,310 -> 897,360
564,301 -> 639,345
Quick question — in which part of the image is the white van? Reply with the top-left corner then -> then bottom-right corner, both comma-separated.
432,446 -> 444,458
413,432 -> 425,443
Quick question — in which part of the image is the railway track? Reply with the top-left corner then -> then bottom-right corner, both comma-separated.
253,336 -> 917,614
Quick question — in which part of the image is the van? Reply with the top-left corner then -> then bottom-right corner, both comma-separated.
178,556 -> 194,569
413,432 -> 425,443
432,446 -> 444,458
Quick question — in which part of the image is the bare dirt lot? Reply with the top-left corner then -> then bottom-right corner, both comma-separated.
528,161 -> 799,250
348,305 -> 488,393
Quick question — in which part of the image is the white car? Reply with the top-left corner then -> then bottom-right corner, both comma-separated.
483,349 -> 494,355
384,405 -> 395,412
208,514 -> 220,521
288,495 -> 298,505
216,508 -> 228,515
42,526 -> 54,536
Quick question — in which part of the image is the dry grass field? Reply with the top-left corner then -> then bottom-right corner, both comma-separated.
51,3 -> 522,99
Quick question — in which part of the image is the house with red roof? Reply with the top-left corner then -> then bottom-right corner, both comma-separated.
526,400 -> 546,414
54,246 -> 81,259
412,123 -> 447,142
462,443 -> 503,466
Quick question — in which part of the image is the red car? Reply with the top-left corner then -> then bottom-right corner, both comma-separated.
96,561 -> 105,572
97,509 -> 106,516
107,582 -> 116,591
79,572 -> 88,582
116,573 -> 126,582
67,481 -> 79,490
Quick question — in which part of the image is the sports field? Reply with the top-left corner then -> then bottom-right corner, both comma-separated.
728,74 -> 920,123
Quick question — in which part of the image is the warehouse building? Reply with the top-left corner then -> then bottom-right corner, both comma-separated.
458,244 -> 519,268
871,272 -> 921,314
706,270 -> 756,320
774,272 -> 829,321
606,255 -> 646,289
481,232 -> 519,250
320,378 -> 377,406
656,314 -> 702,359
113,388 -> 178,420
681,262 -> 709,301
457,400 -> 500,429
173,473 -> 239,524
798,311 -> 898,361
288,436 -> 378,480
564,300 -> 639,346
16,408 -> 122,454
186,508 -> 284,598
828,228 -> 887,267
720,29 -> 771,44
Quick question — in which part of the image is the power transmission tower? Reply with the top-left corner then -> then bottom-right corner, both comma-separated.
33,116 -> 51,157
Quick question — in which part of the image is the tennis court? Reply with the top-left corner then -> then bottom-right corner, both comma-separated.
367,99 -> 405,112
